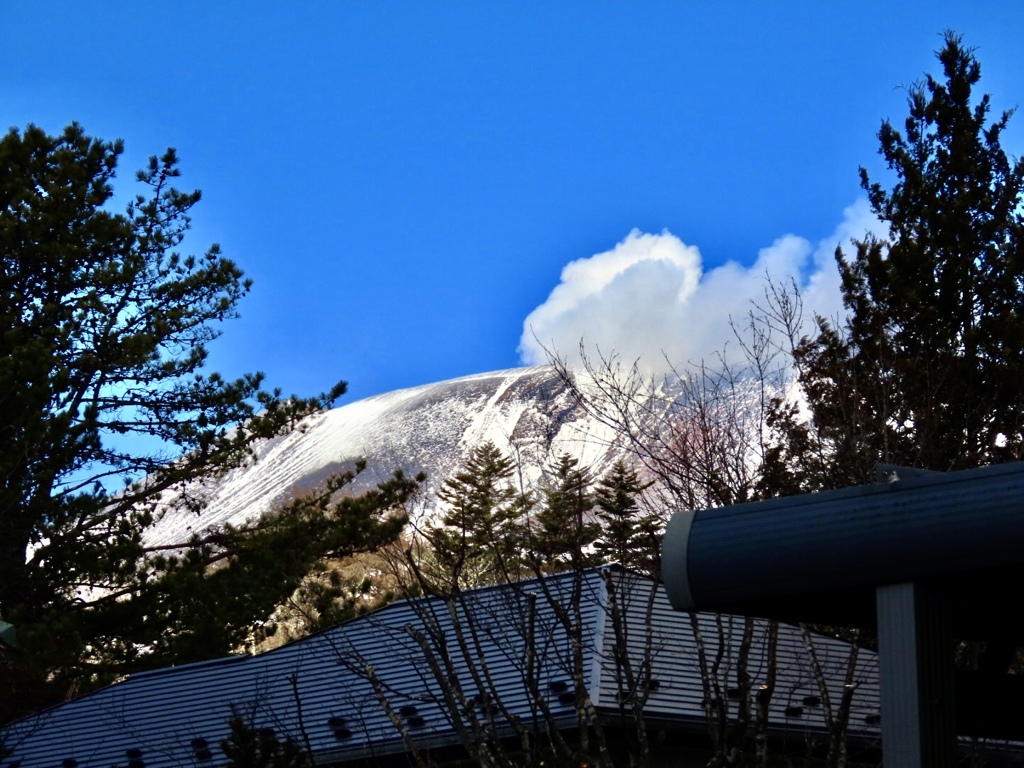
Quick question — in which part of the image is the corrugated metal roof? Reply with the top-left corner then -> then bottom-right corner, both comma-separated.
1,567 -> 879,767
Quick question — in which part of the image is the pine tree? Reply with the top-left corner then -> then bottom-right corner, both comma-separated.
593,461 -> 658,575
422,442 -> 528,589
770,32 -> 1024,488
0,123 -> 417,720
529,454 -> 600,572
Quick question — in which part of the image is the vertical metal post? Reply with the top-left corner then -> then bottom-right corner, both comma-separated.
876,582 -> 956,768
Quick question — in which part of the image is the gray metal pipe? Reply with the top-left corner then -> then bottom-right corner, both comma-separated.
661,461 -> 1024,613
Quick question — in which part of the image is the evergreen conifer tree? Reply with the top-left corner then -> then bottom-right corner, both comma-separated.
423,441 -> 527,589
593,461 -> 658,575
529,454 -> 600,572
770,31 -> 1024,489
0,123 -> 417,721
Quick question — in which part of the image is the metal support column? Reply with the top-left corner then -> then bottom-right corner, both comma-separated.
876,582 -> 956,768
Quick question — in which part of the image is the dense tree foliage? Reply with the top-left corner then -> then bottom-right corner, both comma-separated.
592,460 -> 658,574
768,32 -> 1024,490
0,124 -> 417,721
414,443 -> 657,589
528,453 -> 601,572
421,441 -> 528,589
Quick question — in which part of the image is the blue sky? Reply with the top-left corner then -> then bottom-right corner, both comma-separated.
3,3 -> 1023,404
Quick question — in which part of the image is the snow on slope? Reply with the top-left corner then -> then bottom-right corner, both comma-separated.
149,367 -> 624,546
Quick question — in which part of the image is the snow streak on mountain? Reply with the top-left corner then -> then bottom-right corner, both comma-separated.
149,367 -> 625,546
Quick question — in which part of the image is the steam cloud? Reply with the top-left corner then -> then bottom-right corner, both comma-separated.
518,199 -> 882,373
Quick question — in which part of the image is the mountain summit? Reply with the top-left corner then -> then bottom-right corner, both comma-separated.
150,367 -> 626,546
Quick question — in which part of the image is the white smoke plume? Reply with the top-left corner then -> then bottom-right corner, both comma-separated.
518,198 -> 882,373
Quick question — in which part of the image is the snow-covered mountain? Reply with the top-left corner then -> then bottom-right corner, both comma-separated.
149,367 -> 629,546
